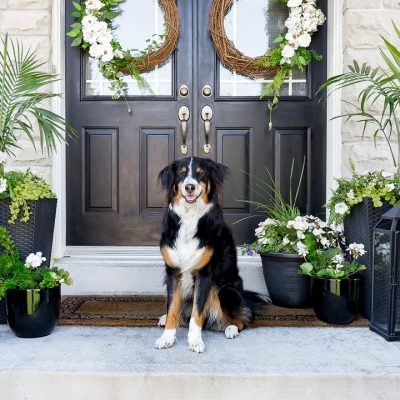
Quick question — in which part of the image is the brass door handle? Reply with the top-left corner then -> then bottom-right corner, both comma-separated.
201,105 -> 213,154
178,106 -> 190,155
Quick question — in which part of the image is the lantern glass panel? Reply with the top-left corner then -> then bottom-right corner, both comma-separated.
372,231 -> 391,330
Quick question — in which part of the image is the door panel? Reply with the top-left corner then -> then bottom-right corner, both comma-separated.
66,0 -> 327,245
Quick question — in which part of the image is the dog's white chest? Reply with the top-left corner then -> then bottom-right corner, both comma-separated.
167,200 -> 213,273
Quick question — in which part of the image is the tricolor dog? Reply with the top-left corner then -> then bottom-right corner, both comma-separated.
156,157 -> 268,353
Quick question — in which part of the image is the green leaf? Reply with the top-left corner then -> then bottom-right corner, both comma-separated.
72,1 -> 81,11
70,22 -> 82,29
300,262 -> 313,275
71,36 -> 82,47
71,11 -> 81,18
298,56 -> 307,66
66,29 -> 80,38
273,35 -> 285,44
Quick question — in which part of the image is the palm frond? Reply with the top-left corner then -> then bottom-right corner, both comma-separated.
0,34 -> 74,155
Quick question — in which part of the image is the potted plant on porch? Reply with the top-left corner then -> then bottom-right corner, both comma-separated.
319,23 -> 400,318
0,35 -> 74,323
299,238 -> 366,324
0,227 -> 73,338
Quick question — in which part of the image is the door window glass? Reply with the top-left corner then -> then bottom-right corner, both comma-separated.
219,0 -> 307,97
85,0 -> 173,97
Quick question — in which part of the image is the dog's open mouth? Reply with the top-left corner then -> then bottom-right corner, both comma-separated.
184,194 -> 199,203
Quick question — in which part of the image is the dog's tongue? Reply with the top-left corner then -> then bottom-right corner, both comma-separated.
186,195 -> 196,202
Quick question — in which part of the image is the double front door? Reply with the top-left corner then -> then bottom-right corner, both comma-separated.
65,0 -> 327,245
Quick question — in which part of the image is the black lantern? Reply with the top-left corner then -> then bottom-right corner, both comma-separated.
370,205 -> 400,341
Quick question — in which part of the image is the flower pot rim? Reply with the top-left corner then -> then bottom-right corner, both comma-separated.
6,286 -> 60,293
258,251 -> 304,260
311,276 -> 360,282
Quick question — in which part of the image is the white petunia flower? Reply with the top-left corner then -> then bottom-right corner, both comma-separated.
347,189 -> 355,200
25,252 -> 46,268
382,170 -> 393,178
297,32 -> 312,47
282,235 -> 290,245
89,43 -> 105,59
0,177 -> 7,193
287,0 -> 303,7
334,202 -> 349,215
101,44 -> 114,62
85,0 -> 104,12
348,243 -> 366,259
0,151 -> 6,164
281,44 -> 296,59
320,237 -> 330,248
386,183 -> 395,192
113,49 -> 124,59
296,241 -> 309,257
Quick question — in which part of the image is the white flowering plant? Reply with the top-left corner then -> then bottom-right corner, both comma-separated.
0,227 -> 73,300
257,0 -> 325,128
326,165 -> 400,224
243,215 -> 366,280
67,0 -> 166,110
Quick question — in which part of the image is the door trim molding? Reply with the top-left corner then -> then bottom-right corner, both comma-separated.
52,0 -> 342,258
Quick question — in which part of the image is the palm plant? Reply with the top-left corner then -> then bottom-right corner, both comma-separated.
319,21 -> 400,170
0,34 -> 74,173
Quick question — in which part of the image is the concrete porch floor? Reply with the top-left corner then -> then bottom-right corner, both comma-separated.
1,325 -> 400,400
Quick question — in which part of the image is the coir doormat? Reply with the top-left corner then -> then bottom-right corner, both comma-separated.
59,295 -> 369,328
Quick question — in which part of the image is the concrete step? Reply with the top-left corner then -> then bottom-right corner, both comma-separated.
59,246 -> 267,296
1,325 -> 399,400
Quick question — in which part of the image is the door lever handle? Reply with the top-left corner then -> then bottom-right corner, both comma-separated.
178,106 -> 190,155
201,105 -> 213,154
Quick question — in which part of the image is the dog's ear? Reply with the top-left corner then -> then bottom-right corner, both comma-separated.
158,161 -> 177,191
207,159 -> 228,187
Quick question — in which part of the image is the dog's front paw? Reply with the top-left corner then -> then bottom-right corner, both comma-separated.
188,335 -> 205,353
225,325 -> 239,339
155,329 -> 176,349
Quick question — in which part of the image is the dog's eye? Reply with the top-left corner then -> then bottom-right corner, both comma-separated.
179,169 -> 187,176
196,168 -> 204,177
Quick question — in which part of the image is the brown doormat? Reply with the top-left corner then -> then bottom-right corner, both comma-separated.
59,295 -> 369,328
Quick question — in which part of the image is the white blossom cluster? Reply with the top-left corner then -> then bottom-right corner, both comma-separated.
281,0 -> 325,65
376,242 -> 391,264
347,242 -> 366,259
81,0 -> 123,62
25,252 -> 46,269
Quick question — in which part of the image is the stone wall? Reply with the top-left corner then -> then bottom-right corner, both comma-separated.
0,0 -> 52,184
0,0 -> 398,182
342,0 -> 400,175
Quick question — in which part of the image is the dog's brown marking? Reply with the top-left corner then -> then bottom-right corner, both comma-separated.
179,167 -> 187,174
195,167 -> 204,176
161,246 -> 174,268
165,287 -> 182,329
193,247 -> 213,270
173,181 -> 184,203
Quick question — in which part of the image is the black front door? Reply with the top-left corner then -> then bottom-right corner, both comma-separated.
66,0 -> 327,246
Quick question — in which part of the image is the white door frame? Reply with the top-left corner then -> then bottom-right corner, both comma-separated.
51,0 -> 343,259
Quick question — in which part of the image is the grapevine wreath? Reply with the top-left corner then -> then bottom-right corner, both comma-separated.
67,0 -> 179,110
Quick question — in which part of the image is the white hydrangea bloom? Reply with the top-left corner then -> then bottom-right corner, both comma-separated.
85,0 -> 104,12
297,32 -> 312,47
281,44 -> 296,59
334,202 -> 349,215
0,177 -> 7,193
287,0 -> 303,7
25,252 -> 46,268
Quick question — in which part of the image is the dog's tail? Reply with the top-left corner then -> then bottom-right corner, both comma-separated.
243,290 -> 271,317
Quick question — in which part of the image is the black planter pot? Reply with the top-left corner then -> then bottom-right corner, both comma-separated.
0,198 -> 57,324
6,286 -> 61,338
344,198 -> 391,319
311,277 -> 359,325
260,252 -> 311,308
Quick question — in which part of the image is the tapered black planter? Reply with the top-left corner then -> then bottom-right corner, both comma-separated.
6,286 -> 61,338
312,277 -> 359,325
344,198 -> 391,319
0,198 -> 57,324
260,252 -> 311,308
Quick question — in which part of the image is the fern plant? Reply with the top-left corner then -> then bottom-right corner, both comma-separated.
0,34 -> 74,173
319,21 -> 400,170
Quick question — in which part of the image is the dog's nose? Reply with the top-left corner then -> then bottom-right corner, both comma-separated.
185,183 -> 195,193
